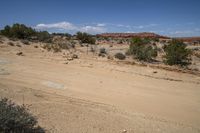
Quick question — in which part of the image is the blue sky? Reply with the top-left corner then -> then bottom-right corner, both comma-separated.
0,0 -> 200,37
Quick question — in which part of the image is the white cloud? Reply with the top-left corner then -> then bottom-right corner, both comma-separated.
125,31 -> 135,33
133,24 -> 158,29
35,22 -> 77,30
80,26 -> 105,34
116,24 -> 125,27
195,28 -> 200,31
35,21 -> 106,34
172,31 -> 193,34
97,23 -> 106,27
34,21 -> 161,34
115,24 -> 130,28
137,25 -> 145,29
167,30 -> 197,37
186,22 -> 195,25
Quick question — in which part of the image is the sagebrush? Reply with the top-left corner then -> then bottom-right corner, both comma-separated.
0,98 -> 45,133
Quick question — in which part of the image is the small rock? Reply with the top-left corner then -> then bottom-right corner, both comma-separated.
16,44 -> 22,47
153,71 -> 157,74
98,53 -> 106,57
62,55 -> 68,58
107,55 -> 113,60
72,54 -> 78,59
122,129 -> 127,133
16,52 -> 24,56
67,57 -> 73,61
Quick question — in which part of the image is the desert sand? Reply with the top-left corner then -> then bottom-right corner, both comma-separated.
0,38 -> 200,133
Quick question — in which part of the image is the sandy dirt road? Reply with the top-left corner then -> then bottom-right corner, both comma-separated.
0,44 -> 200,132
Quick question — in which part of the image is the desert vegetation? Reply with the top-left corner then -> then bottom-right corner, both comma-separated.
42,42 -> 74,52
0,24 -> 200,133
76,32 -> 96,44
123,37 -> 193,67
114,52 -> 126,60
0,98 -> 44,133
163,40 -> 192,66
0,23 -> 197,69
0,23 -> 51,42
127,37 -> 158,62
98,47 -> 107,57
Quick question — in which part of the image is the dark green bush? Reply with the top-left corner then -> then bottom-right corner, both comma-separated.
163,39 -> 191,66
98,48 -> 107,57
128,37 -> 157,62
76,32 -> 96,44
115,53 -> 126,60
0,23 -> 52,42
99,48 -> 106,54
1,24 -> 36,39
0,25 -> 12,37
0,98 -> 44,133
37,31 -> 52,42
143,38 -> 151,44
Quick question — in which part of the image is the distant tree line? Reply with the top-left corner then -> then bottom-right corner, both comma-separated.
0,23 -> 51,42
52,33 -> 72,38
0,24 -> 97,44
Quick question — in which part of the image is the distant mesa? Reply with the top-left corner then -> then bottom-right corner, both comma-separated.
97,32 -> 169,39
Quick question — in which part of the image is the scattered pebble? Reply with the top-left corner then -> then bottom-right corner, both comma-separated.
67,57 -> 73,61
16,52 -> 24,56
16,44 -> 22,47
122,129 -> 127,133
153,71 -> 157,73
72,54 -> 78,59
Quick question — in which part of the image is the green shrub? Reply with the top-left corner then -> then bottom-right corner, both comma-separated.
7,42 -> 15,46
0,25 -> 12,37
1,24 -> 36,39
143,38 -> 151,44
0,98 -> 44,133
128,37 -> 157,62
163,39 -> 191,66
37,31 -> 51,42
153,38 -> 159,42
76,32 -> 96,44
0,23 -> 52,42
99,47 -> 106,54
42,42 -> 71,52
98,48 -> 107,57
115,53 -> 126,60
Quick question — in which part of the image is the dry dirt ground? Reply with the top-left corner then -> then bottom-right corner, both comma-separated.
0,40 -> 200,133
